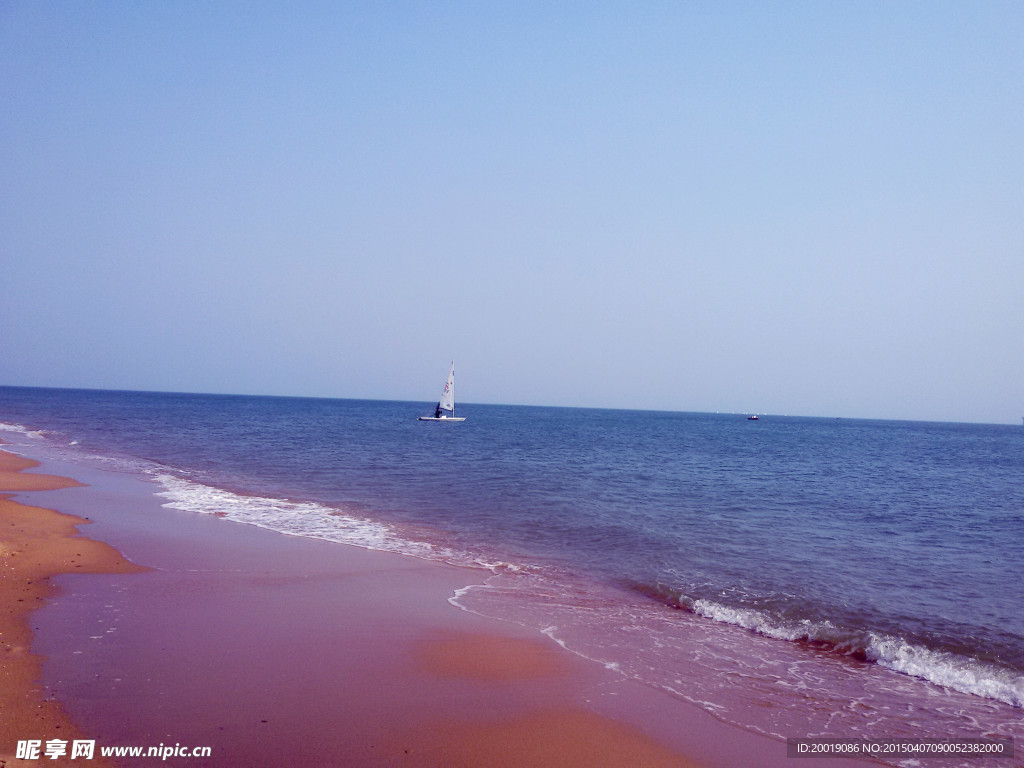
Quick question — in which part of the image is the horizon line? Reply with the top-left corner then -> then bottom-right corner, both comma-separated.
1,382 -> 1019,428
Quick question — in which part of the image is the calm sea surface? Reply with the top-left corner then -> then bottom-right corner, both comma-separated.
2,387 -> 1021,761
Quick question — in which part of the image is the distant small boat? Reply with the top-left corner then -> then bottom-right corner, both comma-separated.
747,415 -> 759,421
418,362 -> 466,422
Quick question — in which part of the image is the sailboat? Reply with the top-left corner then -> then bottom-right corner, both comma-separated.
418,362 -> 466,422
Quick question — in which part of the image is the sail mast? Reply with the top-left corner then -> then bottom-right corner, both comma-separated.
418,362 -> 465,422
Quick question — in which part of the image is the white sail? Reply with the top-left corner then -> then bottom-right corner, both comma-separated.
438,362 -> 455,413
418,361 -> 465,421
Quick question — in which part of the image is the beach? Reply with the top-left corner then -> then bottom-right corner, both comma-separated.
0,440 -> 799,767
0,438 -> 889,767
0,448 -> 140,767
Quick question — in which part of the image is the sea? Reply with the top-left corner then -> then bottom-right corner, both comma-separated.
1,386 -> 1021,763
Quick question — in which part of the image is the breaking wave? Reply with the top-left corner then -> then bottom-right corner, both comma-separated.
635,585 -> 1024,708
151,473 -> 446,561
0,421 -> 49,439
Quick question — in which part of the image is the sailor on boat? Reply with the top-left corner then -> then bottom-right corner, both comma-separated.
418,362 -> 466,422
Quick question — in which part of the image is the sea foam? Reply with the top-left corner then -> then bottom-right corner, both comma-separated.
866,636 -> 1024,708
0,421 -> 48,439
690,597 -> 1024,708
151,473 -> 442,560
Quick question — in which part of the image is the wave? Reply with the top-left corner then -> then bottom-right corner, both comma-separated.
151,473 -> 447,561
0,420 -> 49,439
630,582 -> 1024,708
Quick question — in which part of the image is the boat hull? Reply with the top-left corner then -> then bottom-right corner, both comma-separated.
417,416 -> 466,422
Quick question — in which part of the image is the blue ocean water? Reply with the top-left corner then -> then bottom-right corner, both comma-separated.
2,386 -> 1022,751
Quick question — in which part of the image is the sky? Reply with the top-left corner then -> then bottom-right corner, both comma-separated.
1,2 -> 1021,423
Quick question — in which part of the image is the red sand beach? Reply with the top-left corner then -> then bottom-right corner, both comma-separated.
2,443 -> 878,767
0,447 -> 141,767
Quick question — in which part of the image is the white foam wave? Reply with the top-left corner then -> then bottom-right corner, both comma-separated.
469,558 -> 542,575
0,421 -> 47,439
692,599 -> 779,636
540,624 -> 623,673
691,599 -> 833,643
448,584 -> 479,609
691,597 -> 1024,708
866,637 -> 1024,708
151,474 -> 442,559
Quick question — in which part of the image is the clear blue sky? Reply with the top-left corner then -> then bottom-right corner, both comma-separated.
2,2 -> 1021,423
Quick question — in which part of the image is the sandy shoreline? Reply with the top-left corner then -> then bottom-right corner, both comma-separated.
1,444 -> 705,766
0,446 -> 142,766
1,440 -> 880,767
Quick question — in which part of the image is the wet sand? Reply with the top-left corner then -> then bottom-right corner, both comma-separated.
4,443 -> 877,767
0,447 -> 141,766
